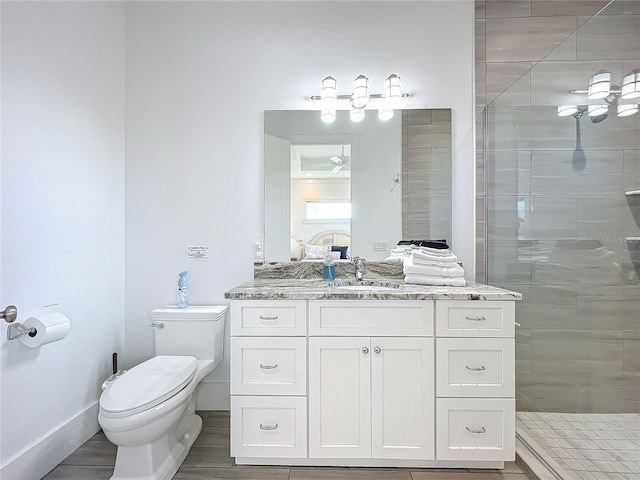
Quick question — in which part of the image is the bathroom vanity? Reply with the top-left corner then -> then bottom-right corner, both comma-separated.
225,279 -> 521,469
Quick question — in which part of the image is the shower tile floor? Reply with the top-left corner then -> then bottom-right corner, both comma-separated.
517,412 -> 640,480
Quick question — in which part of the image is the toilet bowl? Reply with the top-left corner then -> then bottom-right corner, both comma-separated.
98,305 -> 227,480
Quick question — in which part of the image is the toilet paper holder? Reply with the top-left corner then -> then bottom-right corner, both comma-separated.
1,305 -> 36,341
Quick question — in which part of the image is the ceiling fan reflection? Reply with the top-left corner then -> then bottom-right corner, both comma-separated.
329,146 -> 350,174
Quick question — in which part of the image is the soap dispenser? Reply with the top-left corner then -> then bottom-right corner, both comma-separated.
323,247 -> 336,281
177,271 -> 189,308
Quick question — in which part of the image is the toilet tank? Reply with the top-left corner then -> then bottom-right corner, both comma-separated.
150,305 -> 227,364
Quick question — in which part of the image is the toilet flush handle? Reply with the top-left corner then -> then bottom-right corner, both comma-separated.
150,322 -> 164,329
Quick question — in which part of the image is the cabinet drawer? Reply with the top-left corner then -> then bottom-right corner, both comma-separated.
435,301 -> 515,337
436,398 -> 515,461
437,338 -> 514,397
231,300 -> 306,336
309,300 -> 434,336
231,337 -> 306,395
231,396 -> 307,458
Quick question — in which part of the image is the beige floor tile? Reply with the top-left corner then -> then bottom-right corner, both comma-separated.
43,465 -> 114,479
60,432 -> 117,466
290,467 -> 412,479
182,445 -> 233,468
174,466 -> 291,479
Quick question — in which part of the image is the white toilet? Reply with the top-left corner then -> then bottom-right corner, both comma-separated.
98,305 -> 227,480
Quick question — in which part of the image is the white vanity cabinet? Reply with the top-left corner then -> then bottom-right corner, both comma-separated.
309,336 -> 434,460
228,294 -> 516,468
434,300 -> 516,461
230,300 -> 308,458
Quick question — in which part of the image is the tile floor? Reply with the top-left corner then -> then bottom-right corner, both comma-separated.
43,411 -> 530,480
517,412 -> 640,480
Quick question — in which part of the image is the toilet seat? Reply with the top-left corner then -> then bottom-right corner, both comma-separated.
100,355 -> 197,418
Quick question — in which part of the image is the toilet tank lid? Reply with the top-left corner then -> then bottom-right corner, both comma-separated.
100,356 -> 197,414
151,305 -> 228,321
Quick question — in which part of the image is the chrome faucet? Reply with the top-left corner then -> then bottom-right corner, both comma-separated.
352,257 -> 366,281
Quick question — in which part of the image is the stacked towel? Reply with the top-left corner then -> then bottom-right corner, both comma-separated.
385,244 -> 416,262
386,239 -> 448,262
398,239 -> 449,249
403,246 -> 466,286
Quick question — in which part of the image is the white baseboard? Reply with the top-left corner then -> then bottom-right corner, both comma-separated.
196,381 -> 230,410
0,401 -> 100,480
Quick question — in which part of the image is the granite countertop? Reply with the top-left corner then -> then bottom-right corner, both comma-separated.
224,278 -> 522,301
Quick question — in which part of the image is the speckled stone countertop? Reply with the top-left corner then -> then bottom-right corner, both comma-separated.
225,278 -> 522,301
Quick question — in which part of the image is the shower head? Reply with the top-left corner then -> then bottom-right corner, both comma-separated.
590,113 -> 608,123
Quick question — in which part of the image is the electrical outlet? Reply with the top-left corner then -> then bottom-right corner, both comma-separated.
373,241 -> 387,251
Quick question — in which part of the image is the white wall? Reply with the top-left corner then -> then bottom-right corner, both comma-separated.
0,2 -> 125,478
124,0 -> 474,407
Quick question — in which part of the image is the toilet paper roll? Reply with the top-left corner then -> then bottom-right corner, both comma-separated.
19,312 -> 71,348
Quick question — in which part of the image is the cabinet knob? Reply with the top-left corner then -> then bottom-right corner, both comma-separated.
362,346 -> 369,355
373,346 -> 381,354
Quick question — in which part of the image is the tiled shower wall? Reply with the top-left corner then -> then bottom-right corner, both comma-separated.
475,0 -> 640,413
402,109 -> 452,243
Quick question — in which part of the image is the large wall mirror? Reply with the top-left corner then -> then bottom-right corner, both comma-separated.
263,109 -> 452,264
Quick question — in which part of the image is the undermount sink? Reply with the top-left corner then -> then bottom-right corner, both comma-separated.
329,280 -> 400,291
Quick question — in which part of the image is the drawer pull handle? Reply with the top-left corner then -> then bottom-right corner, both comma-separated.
260,423 -> 278,431
465,316 -> 486,322
259,363 -> 278,370
259,315 -> 279,322
466,426 -> 487,434
465,365 -> 486,372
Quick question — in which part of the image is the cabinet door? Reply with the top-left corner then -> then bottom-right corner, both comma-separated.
308,337 -> 371,458
371,337 -> 435,460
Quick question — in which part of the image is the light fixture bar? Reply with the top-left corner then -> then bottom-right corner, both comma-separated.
310,93 -> 410,101
569,89 -> 624,95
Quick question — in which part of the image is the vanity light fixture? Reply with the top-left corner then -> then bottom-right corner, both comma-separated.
321,76 -> 337,107
617,103 -> 639,117
352,75 -> 370,109
321,109 -> 336,123
621,70 -> 640,99
587,104 -> 608,117
563,68 -> 640,120
587,71 -> 612,100
385,74 -> 403,108
350,106 -> 366,122
320,76 -> 338,123
312,74 -> 409,122
557,105 -> 579,117
378,105 -> 394,121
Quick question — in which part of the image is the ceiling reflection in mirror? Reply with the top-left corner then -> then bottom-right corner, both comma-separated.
263,109 -> 452,265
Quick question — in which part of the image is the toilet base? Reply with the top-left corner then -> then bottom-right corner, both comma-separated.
110,413 -> 202,480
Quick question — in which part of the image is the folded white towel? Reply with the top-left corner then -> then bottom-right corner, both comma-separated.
411,250 -> 458,265
420,246 -> 454,257
404,254 -> 460,270
390,246 -> 412,253
384,256 -> 404,263
403,261 -> 465,278
404,274 -> 467,287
